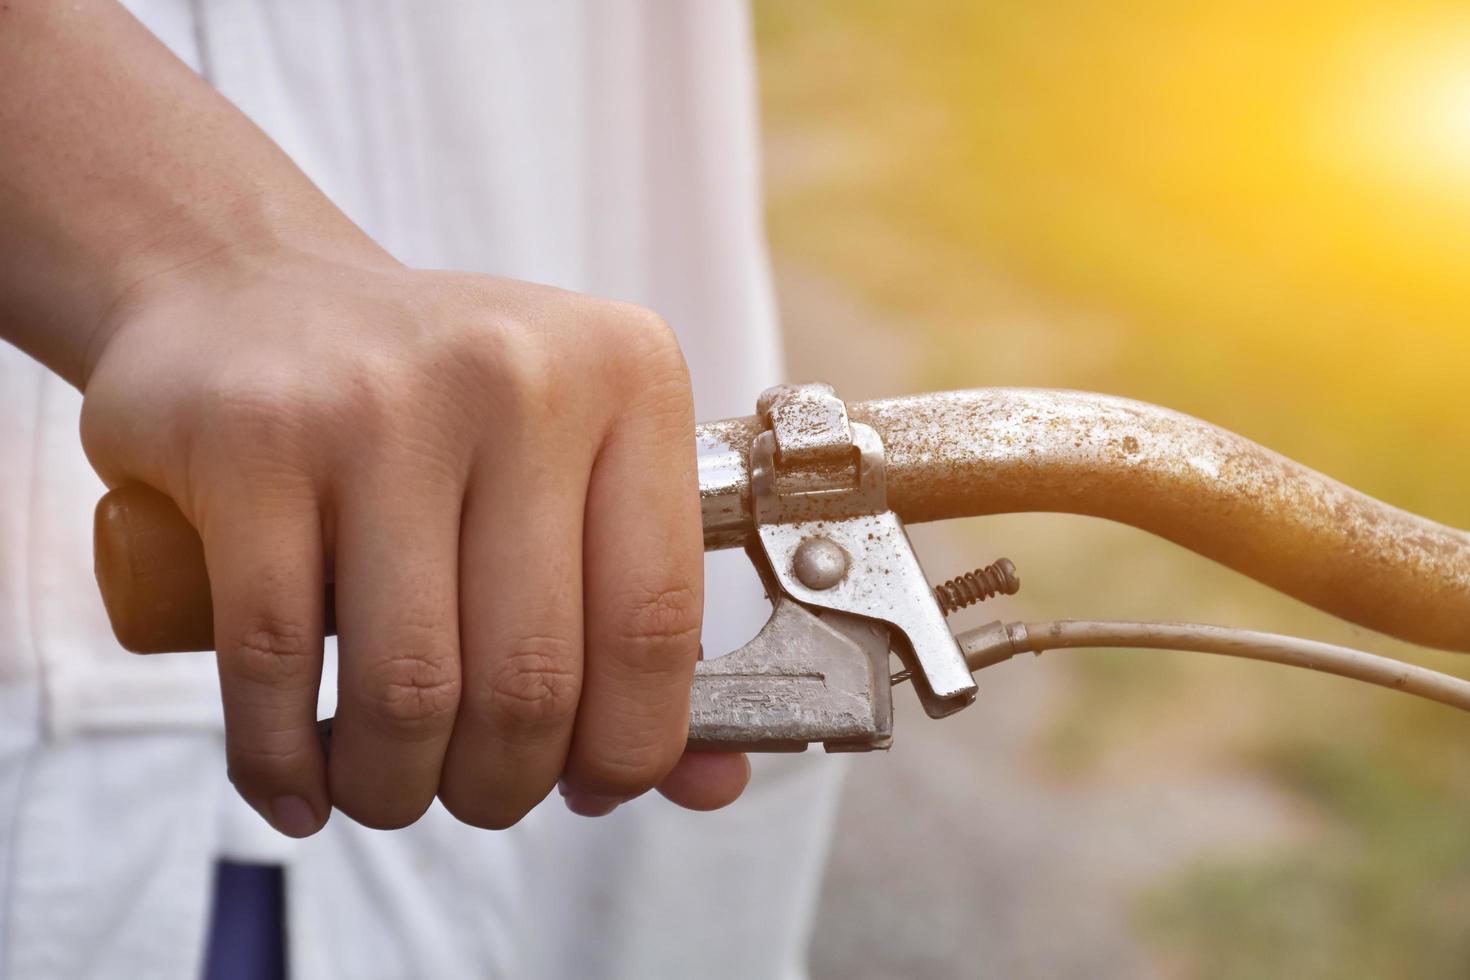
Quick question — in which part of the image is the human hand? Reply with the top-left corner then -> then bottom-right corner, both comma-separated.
80,245 -> 749,835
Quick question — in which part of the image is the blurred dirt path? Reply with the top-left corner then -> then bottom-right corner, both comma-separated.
775,265 -> 1304,980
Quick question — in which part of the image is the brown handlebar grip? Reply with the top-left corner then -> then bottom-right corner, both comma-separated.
96,485 -> 339,653
95,485 -> 218,653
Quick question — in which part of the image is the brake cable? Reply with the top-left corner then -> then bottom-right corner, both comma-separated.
949,618 -> 1470,714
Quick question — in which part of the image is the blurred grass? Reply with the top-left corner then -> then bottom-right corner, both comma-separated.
1141,731 -> 1470,980
755,1 -> 1470,976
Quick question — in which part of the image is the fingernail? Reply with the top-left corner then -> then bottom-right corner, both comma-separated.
269,795 -> 322,838
562,793 -> 621,818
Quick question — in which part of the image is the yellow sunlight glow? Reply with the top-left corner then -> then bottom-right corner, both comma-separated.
1323,19 -> 1470,201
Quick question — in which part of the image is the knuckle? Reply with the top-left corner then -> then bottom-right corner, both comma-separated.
609,584 -> 701,668
227,619 -> 317,688
613,303 -> 674,347
357,649 -> 462,738
480,327 -> 557,418
329,356 -> 428,447
576,739 -> 680,799
597,307 -> 691,422
477,636 -> 581,732
225,731 -> 310,796
609,305 -> 688,376
420,310 -> 558,426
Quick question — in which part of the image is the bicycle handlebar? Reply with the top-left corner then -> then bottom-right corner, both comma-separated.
96,387 -> 1470,654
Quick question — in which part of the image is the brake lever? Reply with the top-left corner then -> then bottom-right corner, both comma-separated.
686,383 -> 1015,751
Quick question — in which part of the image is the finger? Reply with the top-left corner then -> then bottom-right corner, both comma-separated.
563,364 -> 705,805
201,488 -> 329,838
328,462 -> 463,829
438,447 -> 589,829
655,751 -> 751,812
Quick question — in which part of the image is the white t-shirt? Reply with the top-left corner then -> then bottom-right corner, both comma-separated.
0,2 -> 844,977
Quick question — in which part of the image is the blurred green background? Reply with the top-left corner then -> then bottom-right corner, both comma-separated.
754,2 -> 1470,977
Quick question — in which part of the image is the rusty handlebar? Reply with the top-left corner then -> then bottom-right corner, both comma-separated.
96,387 -> 1470,655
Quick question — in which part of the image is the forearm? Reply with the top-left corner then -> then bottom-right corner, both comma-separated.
0,0 -> 384,386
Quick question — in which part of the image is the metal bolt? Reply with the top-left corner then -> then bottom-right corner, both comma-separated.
793,537 -> 849,590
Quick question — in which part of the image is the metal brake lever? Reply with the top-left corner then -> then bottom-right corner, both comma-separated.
688,599 -> 894,753
687,383 -> 995,752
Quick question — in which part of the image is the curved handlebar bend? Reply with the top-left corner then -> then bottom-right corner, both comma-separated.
98,387 -> 1470,654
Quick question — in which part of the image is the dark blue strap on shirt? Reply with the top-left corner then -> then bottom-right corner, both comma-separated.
201,861 -> 287,980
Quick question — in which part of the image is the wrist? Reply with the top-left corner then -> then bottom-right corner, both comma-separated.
0,0 -> 402,388
84,211 -> 398,387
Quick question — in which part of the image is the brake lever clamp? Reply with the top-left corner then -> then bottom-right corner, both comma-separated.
687,383 -> 977,752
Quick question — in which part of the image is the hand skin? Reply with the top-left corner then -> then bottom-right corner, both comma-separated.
0,0 -> 749,834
